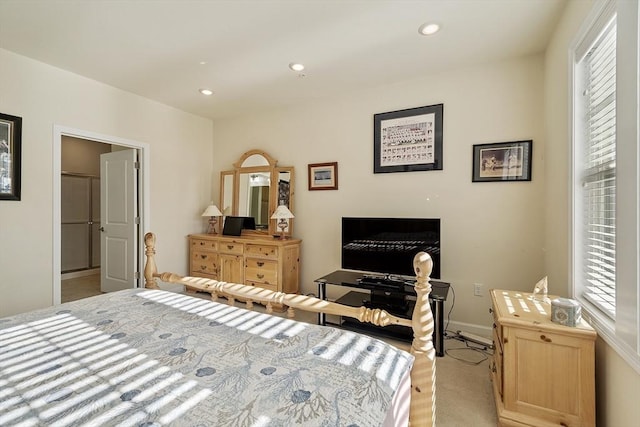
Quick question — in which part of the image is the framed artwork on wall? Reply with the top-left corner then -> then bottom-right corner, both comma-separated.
0,112 -> 22,201
472,140 -> 532,182
374,103 -> 443,174
308,162 -> 338,190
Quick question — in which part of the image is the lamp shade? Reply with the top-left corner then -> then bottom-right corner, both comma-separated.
270,205 -> 294,219
201,204 -> 223,217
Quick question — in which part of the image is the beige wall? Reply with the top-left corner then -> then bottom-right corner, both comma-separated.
0,48 -> 214,317
544,0 -> 640,425
213,54 -> 546,332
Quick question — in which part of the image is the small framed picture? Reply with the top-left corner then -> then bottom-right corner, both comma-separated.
308,162 -> 338,190
472,140 -> 532,182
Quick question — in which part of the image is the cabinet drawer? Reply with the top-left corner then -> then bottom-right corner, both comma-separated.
191,251 -> 218,277
491,310 -> 502,343
245,259 -> 278,285
493,321 -> 503,347
191,238 -> 218,252
246,281 -> 278,293
492,328 -> 503,398
245,244 -> 278,259
219,242 -> 244,255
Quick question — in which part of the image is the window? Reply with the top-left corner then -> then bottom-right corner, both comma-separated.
572,0 -> 640,372
577,16 -> 617,318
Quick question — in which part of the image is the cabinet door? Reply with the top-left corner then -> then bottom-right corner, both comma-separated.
219,253 -> 244,284
281,245 -> 300,294
503,327 -> 595,425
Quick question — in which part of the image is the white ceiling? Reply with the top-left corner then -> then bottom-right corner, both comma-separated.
0,0 -> 567,120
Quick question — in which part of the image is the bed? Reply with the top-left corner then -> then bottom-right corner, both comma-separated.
0,232 -> 437,426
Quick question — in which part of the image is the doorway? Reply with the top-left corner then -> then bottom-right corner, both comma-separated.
53,126 -> 150,305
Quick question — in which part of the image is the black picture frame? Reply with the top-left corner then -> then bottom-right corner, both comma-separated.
374,103 -> 443,174
472,140 -> 532,182
0,112 -> 22,201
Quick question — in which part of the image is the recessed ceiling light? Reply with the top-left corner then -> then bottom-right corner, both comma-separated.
199,88 -> 213,96
289,62 -> 305,72
199,61 -> 207,65
418,23 -> 440,36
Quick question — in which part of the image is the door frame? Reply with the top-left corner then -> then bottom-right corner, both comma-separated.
53,125 -> 150,305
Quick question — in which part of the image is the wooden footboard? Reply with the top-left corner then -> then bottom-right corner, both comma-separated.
143,232 -> 436,426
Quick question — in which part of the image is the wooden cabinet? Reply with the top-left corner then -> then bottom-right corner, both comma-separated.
188,234 -> 301,307
490,289 -> 596,427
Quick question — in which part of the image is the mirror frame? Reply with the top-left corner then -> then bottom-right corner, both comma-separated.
220,149 -> 295,237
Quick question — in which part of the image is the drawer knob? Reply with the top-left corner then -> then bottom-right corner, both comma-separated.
540,335 -> 552,343
257,261 -> 264,267
200,255 -> 207,260
257,274 -> 264,279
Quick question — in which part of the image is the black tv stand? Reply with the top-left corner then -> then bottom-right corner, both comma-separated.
315,270 -> 450,357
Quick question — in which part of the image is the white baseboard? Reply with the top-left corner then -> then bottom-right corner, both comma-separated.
445,320 -> 492,340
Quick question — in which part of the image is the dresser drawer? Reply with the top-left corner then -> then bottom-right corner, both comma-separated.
245,259 -> 277,285
191,251 -> 218,277
219,242 -> 244,255
246,281 -> 278,292
245,244 -> 278,259
493,319 -> 503,345
191,238 -> 218,252
492,328 -> 503,397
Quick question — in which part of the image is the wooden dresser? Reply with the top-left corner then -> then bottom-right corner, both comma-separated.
188,234 -> 301,306
490,289 -> 596,427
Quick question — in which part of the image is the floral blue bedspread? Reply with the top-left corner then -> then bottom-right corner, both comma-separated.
0,289 -> 413,426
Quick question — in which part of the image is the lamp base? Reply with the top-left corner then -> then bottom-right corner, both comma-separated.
276,221 -> 288,240
207,217 -> 218,234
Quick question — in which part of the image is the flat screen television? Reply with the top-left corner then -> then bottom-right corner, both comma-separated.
341,217 -> 441,279
222,216 -> 256,236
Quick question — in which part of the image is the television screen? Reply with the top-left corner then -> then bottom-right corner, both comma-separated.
341,217 -> 440,279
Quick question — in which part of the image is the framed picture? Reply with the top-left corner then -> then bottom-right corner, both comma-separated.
374,103 -> 443,174
472,140 -> 532,182
308,162 -> 338,190
0,112 -> 22,201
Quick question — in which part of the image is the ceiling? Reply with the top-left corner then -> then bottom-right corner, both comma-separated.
0,0 -> 567,120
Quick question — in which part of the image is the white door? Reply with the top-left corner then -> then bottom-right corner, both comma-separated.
100,149 -> 138,292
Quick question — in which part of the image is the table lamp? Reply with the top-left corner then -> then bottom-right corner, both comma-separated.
201,203 -> 223,234
271,205 -> 294,240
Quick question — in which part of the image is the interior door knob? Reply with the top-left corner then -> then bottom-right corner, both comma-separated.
99,227 -> 105,232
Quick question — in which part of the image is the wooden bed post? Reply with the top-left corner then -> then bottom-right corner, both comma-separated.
144,232 -> 160,289
410,251 -> 436,426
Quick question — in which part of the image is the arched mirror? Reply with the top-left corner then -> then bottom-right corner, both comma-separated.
220,150 -> 295,236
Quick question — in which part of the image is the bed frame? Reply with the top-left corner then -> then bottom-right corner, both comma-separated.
143,232 -> 437,426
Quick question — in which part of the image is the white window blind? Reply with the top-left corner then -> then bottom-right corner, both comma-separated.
579,18 -> 616,318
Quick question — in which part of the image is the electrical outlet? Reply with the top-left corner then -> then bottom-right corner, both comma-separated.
474,283 -> 483,297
